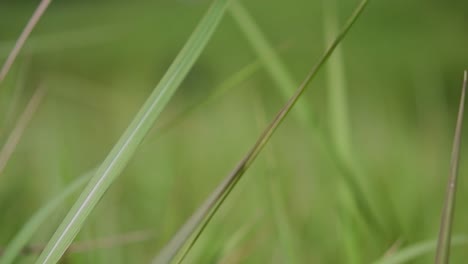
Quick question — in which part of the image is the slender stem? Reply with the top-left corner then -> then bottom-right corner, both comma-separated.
154,0 -> 370,262
434,70 -> 467,264
0,0 -> 52,84
0,86 -> 46,175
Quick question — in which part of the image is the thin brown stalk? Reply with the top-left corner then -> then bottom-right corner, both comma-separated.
435,70 -> 468,264
0,86 -> 46,175
0,0 -> 52,84
153,0 -> 370,262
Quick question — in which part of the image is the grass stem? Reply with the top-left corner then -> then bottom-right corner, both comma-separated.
0,0 -> 52,84
153,1 -> 370,262
434,70 -> 467,264
0,86 -> 46,176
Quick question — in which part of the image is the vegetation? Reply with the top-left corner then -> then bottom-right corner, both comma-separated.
0,0 -> 467,263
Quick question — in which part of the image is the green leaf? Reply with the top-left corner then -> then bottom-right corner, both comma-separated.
34,0 -> 233,262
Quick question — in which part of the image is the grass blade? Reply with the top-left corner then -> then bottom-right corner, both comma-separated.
153,1 -> 370,263
323,0 -> 352,161
0,171 -> 93,264
323,1 -> 362,263
35,0 -> 233,262
0,0 -> 52,84
373,235 -> 468,264
231,0 -> 384,237
6,51 -> 261,264
0,86 -> 46,176
252,96 -> 300,263
434,70 -> 468,263
229,1 -> 311,125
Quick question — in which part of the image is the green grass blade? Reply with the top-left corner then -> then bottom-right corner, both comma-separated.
35,0 -> 233,262
153,1 -> 370,263
373,235 -> 468,264
323,0 -> 352,162
323,1 -> 360,263
0,171 -> 93,264
6,54 -> 260,264
434,70 -> 467,264
0,0 -> 52,84
229,1 -> 311,125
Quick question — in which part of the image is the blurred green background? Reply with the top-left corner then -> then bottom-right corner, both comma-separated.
0,0 -> 467,263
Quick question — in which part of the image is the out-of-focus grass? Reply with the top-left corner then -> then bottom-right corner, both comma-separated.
0,0 -> 51,83
0,0 -> 468,263
0,171 -> 92,264
374,235 -> 468,264
35,0 -> 233,262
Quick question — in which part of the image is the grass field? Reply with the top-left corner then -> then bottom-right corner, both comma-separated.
0,0 -> 467,263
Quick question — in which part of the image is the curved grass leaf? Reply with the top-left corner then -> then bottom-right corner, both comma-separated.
373,235 -> 468,264
435,70 -> 467,263
0,171 -> 93,264
152,1 -> 370,263
35,0 -> 233,262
